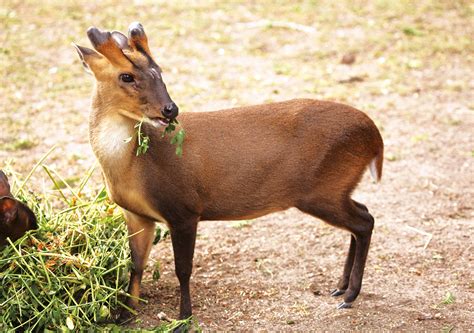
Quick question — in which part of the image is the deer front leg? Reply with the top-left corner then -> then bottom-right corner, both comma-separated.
170,220 -> 198,320
123,209 -> 156,311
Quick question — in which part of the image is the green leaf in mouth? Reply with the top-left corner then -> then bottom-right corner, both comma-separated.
125,117 -> 186,157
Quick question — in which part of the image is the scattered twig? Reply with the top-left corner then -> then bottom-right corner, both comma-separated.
405,225 -> 433,249
15,145 -> 57,196
338,76 -> 365,84
239,20 -> 316,34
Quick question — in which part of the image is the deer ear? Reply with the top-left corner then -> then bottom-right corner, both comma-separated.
0,197 -> 18,225
0,171 -> 12,197
72,43 -> 104,74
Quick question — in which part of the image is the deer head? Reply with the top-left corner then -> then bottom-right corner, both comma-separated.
0,171 -> 38,247
74,22 -> 178,125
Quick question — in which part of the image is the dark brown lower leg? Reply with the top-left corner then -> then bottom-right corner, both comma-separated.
331,200 -> 369,297
298,200 -> 374,308
344,230 -> 372,303
331,235 -> 356,297
170,221 -> 198,319
338,209 -> 374,308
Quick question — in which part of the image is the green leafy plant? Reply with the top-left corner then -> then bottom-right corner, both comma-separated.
125,118 -> 186,157
135,120 -> 150,156
152,261 -> 161,281
153,225 -> 170,245
441,291 -> 456,305
402,26 -> 423,37
0,167 -> 131,331
162,119 -> 186,158
0,161 -> 192,331
124,119 -> 150,156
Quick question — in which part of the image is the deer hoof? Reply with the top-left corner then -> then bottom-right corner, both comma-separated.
337,301 -> 353,309
173,322 -> 189,333
330,289 -> 346,297
116,307 -> 135,324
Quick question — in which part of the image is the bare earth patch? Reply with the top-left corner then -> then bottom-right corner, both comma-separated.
1,1 -> 473,331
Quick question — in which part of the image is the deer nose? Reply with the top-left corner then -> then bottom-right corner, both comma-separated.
162,102 -> 179,119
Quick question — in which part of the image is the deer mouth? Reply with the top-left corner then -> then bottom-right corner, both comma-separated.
116,109 -> 172,128
149,117 -> 170,127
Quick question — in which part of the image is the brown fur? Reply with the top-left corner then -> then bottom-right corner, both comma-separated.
75,23 -> 384,320
0,171 -> 37,247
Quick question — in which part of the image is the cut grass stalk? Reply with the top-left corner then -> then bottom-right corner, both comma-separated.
14,145 -> 57,196
41,164 -> 71,205
1,167 -> 149,330
1,161 -> 194,331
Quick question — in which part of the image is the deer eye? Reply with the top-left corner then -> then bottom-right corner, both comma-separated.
119,73 -> 135,83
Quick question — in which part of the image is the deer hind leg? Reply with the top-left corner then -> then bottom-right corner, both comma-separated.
330,199 -> 370,297
298,199 -> 374,308
123,210 -> 156,311
341,205 -> 374,308
330,234 -> 356,297
352,199 -> 369,212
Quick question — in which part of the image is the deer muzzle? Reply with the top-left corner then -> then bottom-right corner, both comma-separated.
162,102 -> 179,120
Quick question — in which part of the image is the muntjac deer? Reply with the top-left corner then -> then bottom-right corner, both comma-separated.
0,171 -> 37,247
74,23 -> 384,320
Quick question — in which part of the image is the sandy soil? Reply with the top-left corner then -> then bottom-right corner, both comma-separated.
1,1 -> 473,331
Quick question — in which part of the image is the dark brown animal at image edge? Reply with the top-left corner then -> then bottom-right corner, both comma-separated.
0,171 -> 37,247
74,23 -> 384,321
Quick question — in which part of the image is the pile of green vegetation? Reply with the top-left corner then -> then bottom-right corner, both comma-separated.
0,161 -> 190,331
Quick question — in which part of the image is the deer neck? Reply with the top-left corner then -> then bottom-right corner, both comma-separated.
88,95 -> 168,222
89,94 -> 136,174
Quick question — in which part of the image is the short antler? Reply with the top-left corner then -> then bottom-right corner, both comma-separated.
87,27 -> 130,67
128,22 -> 153,58
111,31 -> 131,51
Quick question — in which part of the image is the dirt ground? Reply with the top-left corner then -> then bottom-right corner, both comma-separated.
1,1 -> 473,331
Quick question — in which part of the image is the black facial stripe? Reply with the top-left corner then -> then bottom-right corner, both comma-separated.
122,53 -> 140,69
135,44 -> 159,68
